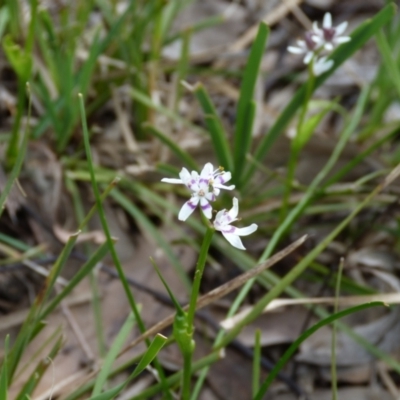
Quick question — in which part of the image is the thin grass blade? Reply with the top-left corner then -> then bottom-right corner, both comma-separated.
233,22 -> 269,185
15,335 -> 63,400
92,312 -> 137,396
193,83 -> 232,170
253,302 -> 385,399
0,335 -> 9,400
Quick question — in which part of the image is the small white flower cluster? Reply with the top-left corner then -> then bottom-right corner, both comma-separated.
288,13 -> 350,76
162,163 -> 257,250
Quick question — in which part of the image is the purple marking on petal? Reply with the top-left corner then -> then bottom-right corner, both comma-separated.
201,202 -> 211,211
199,177 -> 209,185
187,200 -> 197,210
222,225 -> 236,234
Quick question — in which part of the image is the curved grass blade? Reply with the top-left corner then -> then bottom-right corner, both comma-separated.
233,22 -> 269,185
89,334 -> 168,400
92,312 -> 137,396
193,83 -> 232,170
253,301 -> 385,400
244,4 -> 396,183
130,334 -> 168,379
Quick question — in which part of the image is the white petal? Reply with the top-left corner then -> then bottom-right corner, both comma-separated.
161,178 -> 183,184
200,198 -> 212,219
312,21 -> 319,32
214,183 -> 235,191
228,197 -> 239,219
303,51 -> 313,64
205,191 -> 216,202
179,168 -> 191,183
335,36 -> 351,44
217,171 -> 232,184
335,21 -> 348,36
222,232 -> 246,250
213,187 -> 221,197
234,224 -> 258,236
200,163 -> 214,178
323,12 -> 332,29
178,198 -> 199,221
313,58 -> 333,76
214,209 -> 226,228
288,46 -> 303,54
324,43 -> 334,52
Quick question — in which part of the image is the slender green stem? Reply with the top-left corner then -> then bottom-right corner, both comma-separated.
280,64 -> 315,222
182,352 -> 193,400
181,227 -> 214,399
187,227 -> 214,330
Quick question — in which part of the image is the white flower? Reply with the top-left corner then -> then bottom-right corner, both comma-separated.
161,163 -> 234,221
287,31 -> 319,64
213,197 -> 257,250
312,56 -> 334,76
312,13 -> 350,52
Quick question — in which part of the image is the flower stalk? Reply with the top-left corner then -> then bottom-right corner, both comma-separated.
161,164 -> 258,397
182,227 -> 214,399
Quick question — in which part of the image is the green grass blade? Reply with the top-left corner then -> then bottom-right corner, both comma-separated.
144,123 -> 198,170
79,94 -> 148,337
90,334 -> 168,400
294,104 -> 333,152
233,22 -> 269,185
40,241 -> 110,319
244,4 -> 396,183
0,110 -> 29,218
92,312 -> 137,396
375,29 -> 400,98
15,335 -> 63,400
151,258 -> 185,315
41,230 -> 80,304
4,0 -> 19,37
193,83 -> 232,170
130,333 -> 168,379
0,335 -> 9,400
89,382 -> 126,400
0,6 -> 10,40
253,302 -> 385,400
174,28 -> 191,112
